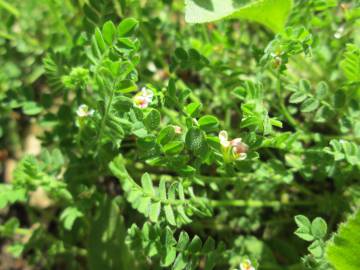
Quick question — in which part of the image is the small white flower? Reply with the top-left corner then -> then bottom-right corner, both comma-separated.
133,87 -> 154,109
240,259 -> 255,270
173,125 -> 182,134
334,26 -> 345,39
219,130 -> 230,147
147,62 -> 157,72
77,104 -> 94,118
236,152 -> 247,161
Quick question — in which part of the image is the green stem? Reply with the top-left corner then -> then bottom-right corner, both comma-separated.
95,81 -> 117,154
0,0 -> 20,17
275,75 -> 302,130
201,24 -> 211,44
210,198 -> 315,208
0,226 -> 31,236
210,199 -> 281,208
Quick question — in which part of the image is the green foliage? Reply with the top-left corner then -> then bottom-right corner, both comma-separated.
326,209 -> 360,270
0,185 -> 26,209
0,1 -> 359,269
185,0 -> 293,32
324,139 -> 360,167
126,222 -> 225,270
12,155 -> 72,203
87,197 -> 134,270
340,44 -> 360,83
109,156 -> 212,226
294,215 -> 330,269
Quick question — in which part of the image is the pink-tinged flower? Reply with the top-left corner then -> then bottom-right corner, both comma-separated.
133,87 -> 154,109
240,259 -> 255,270
219,130 -> 248,162
77,104 -> 94,118
230,138 -> 248,161
173,125 -> 182,134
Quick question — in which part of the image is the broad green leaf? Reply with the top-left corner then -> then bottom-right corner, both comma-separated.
326,210 -> 360,270
185,0 -> 293,33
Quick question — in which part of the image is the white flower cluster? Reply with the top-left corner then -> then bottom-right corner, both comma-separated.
76,104 -> 94,118
240,259 -> 255,270
133,87 -> 154,109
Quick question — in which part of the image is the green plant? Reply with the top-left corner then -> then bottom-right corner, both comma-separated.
0,0 -> 359,269
326,209 -> 360,270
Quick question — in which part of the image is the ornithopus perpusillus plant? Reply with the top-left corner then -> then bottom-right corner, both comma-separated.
0,0 -> 359,269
